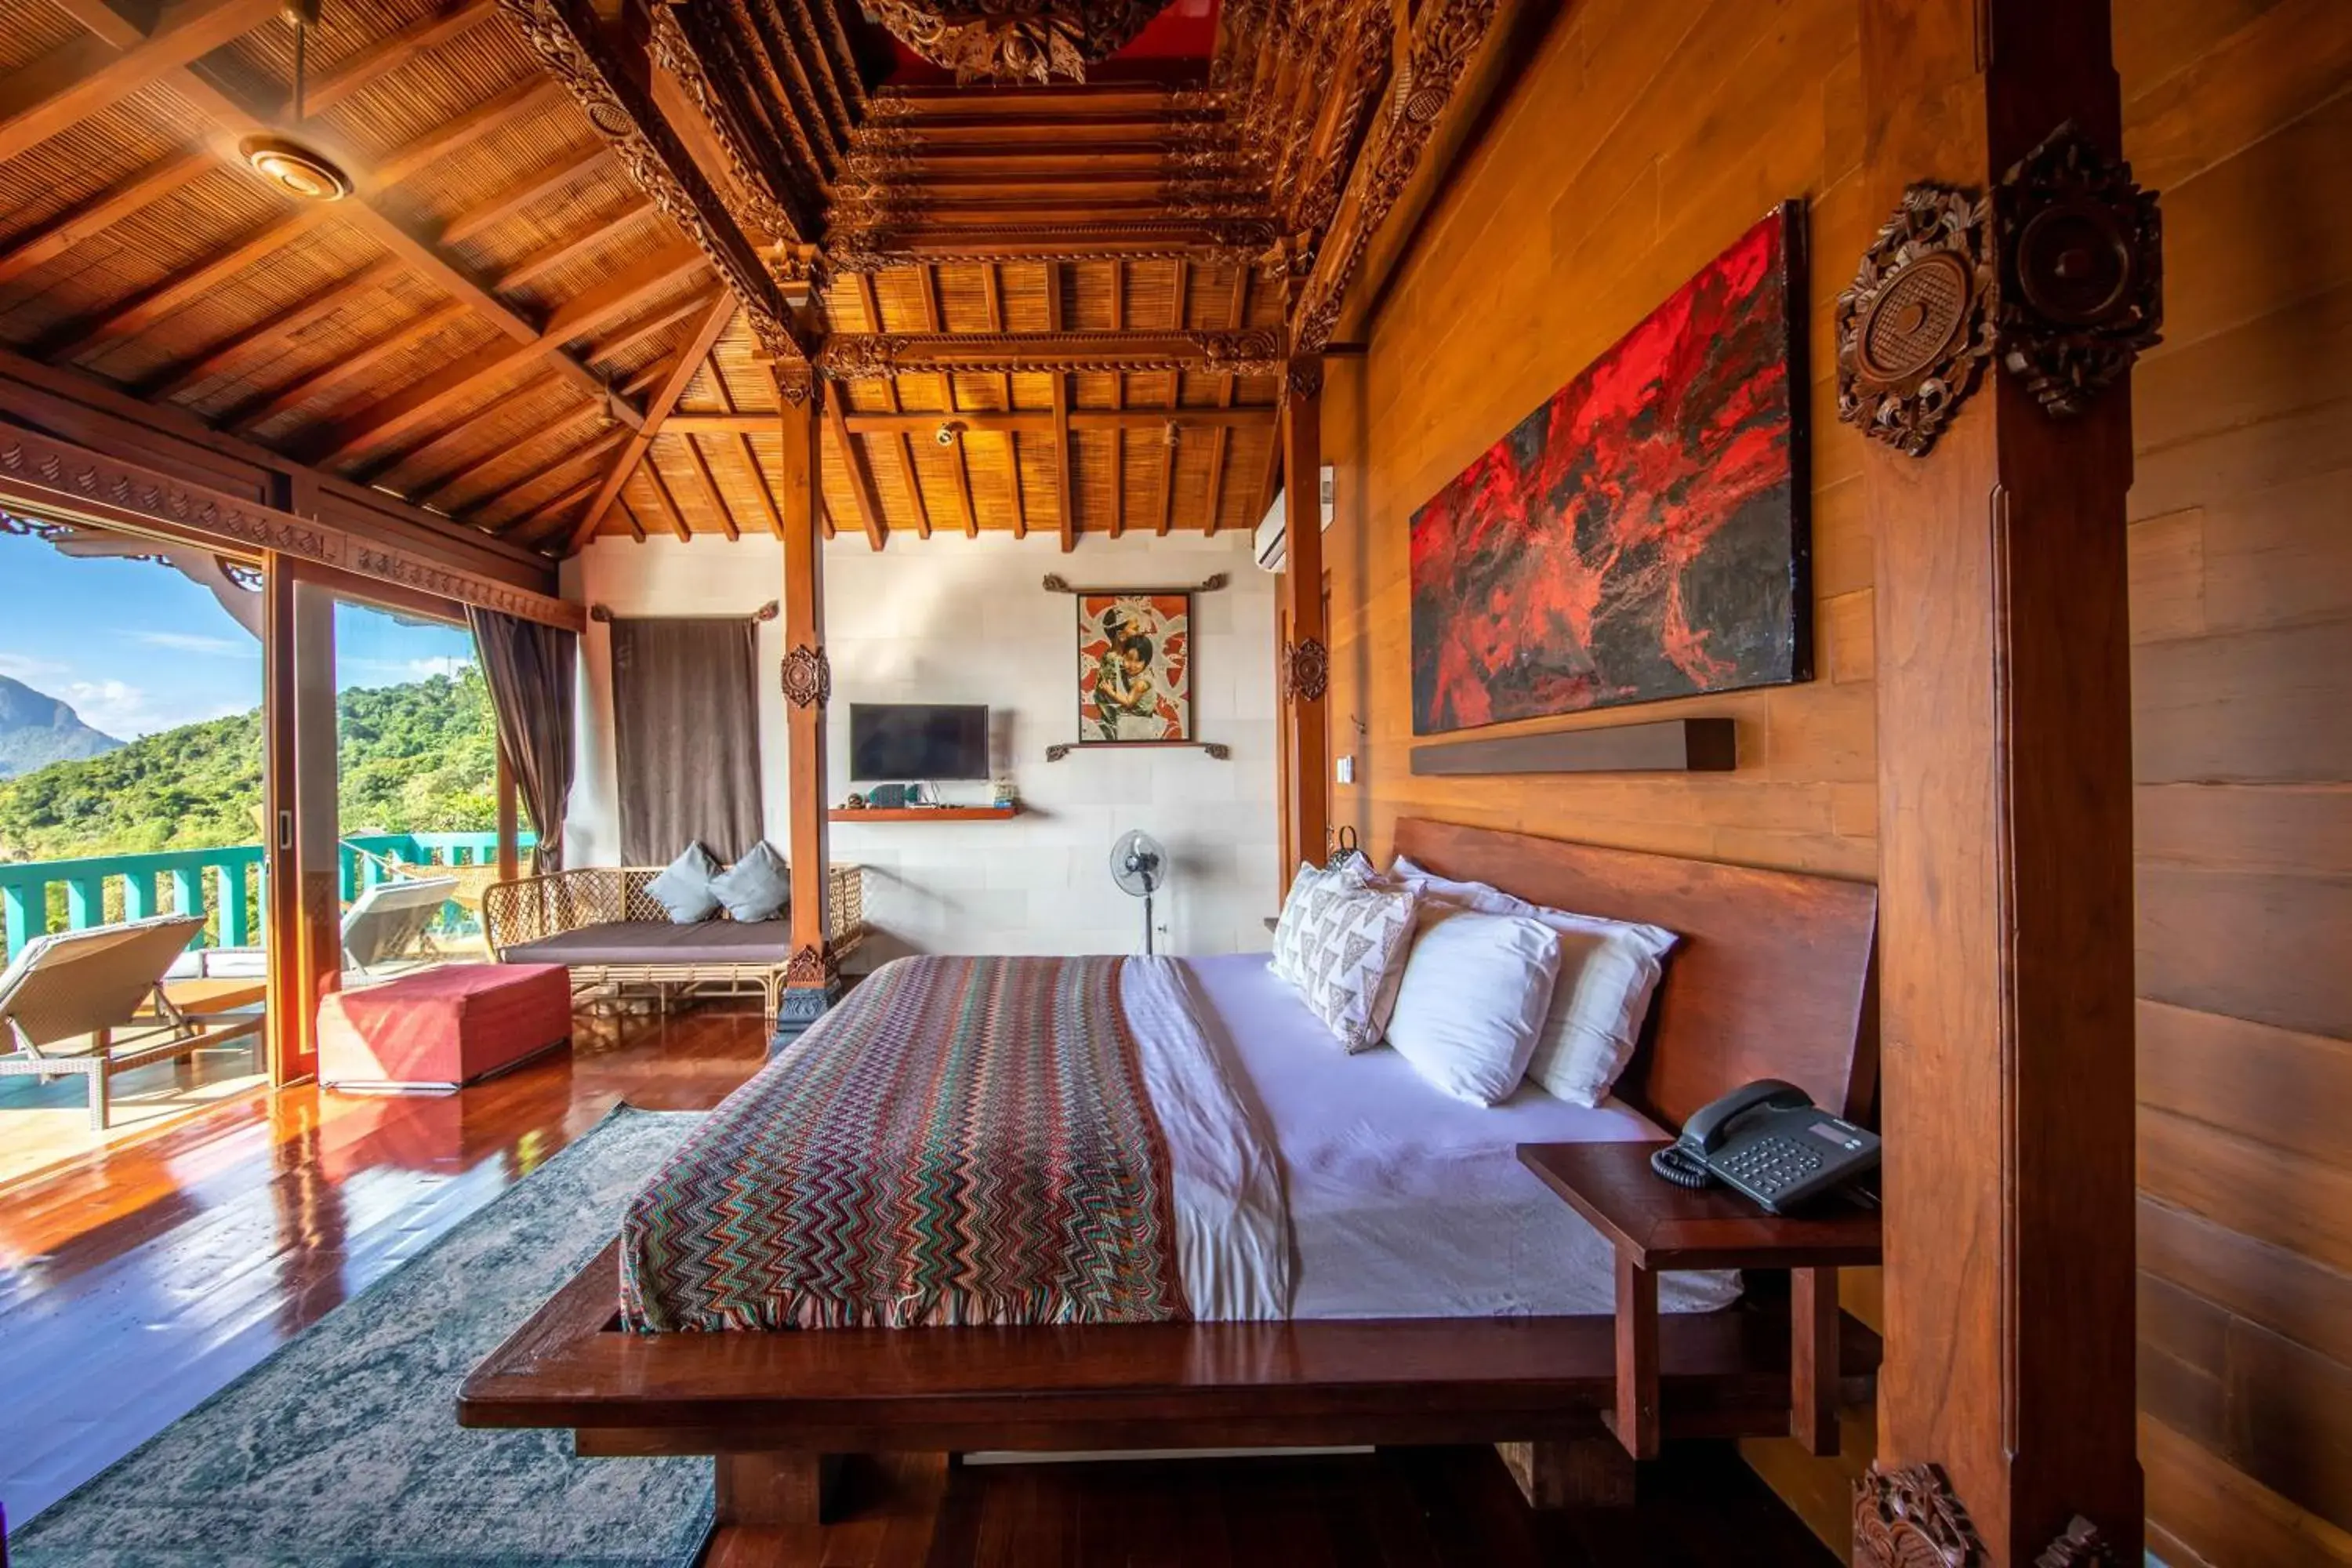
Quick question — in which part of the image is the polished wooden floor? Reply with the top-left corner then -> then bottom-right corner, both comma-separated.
0,1001 -> 1835,1566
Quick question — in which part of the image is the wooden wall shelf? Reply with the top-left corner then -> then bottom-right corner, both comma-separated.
829,805 -> 1022,822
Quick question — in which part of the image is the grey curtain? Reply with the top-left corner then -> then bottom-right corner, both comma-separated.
466,608 -> 576,873
608,615 -> 764,865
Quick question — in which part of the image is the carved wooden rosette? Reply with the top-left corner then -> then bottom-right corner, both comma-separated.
780,643 -> 831,709
1994,122 -> 2163,419
1281,636 -> 1330,703
869,0 -> 1168,84
1835,184 -> 1997,458
1853,1464 -> 1984,1568
500,0 -> 808,365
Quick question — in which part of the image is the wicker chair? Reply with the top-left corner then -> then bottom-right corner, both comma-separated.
482,865 -> 866,1023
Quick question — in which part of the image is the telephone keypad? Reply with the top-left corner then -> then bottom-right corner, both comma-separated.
1718,1135 -> 1825,1200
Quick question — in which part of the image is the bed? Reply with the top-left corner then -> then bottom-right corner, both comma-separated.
461,818 -> 1878,1531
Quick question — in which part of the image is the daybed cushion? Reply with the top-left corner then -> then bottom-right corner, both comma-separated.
504,920 -> 794,967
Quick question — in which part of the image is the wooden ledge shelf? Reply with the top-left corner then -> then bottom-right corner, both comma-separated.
829,805 -> 1022,822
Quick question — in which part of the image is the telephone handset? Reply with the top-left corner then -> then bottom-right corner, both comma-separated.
1649,1078 -> 1880,1214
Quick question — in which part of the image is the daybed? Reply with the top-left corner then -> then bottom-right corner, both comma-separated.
482,863 -> 867,1023
461,818 -> 1878,1536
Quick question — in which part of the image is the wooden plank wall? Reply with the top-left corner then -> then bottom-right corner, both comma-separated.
1324,0 -> 2352,1559
2118,1 -> 2352,1563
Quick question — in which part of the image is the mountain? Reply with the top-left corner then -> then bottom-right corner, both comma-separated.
0,667 -> 497,862
0,675 -> 122,779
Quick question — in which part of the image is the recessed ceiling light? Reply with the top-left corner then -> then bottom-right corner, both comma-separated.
241,136 -> 350,201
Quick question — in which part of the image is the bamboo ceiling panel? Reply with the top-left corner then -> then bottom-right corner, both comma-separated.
0,0 -> 1504,554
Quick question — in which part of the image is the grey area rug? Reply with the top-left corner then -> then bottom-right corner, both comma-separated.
10,1105 -> 713,1568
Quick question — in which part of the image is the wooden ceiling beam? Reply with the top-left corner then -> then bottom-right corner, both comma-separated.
1045,261 -> 1075,553
702,343 -> 783,540
820,329 -> 1283,380
0,0 -> 279,165
299,0 -> 501,119
642,456 -> 691,540
828,224 -> 1278,271
1107,259 -> 1124,539
646,3 -> 816,245
320,242 -> 701,462
434,417 -> 626,512
823,390 -> 888,552
981,260 -> 1022,539
143,256 -> 405,399
42,208 -> 332,361
225,300 -> 471,431
439,144 -> 608,246
613,494 -> 648,543
678,434 -> 738,541
45,0 -> 146,49
666,408 -> 1276,435
501,471 -> 603,542
914,263 -> 977,539
504,0 -> 811,365
1204,265 -> 1250,537
564,291 -> 735,550
492,198 -> 653,294
586,285 -> 723,366
372,76 -> 564,188
851,273 -> 928,541
0,149 -> 212,288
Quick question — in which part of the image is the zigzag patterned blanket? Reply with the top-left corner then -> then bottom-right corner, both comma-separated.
619,955 -> 1192,1330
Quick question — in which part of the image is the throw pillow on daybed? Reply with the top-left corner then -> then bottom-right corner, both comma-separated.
647,841 -> 723,924
710,841 -> 790,923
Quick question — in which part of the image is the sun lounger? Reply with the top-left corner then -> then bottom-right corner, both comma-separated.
0,915 -> 262,1131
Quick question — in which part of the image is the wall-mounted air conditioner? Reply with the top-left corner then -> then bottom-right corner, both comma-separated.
1253,463 -> 1336,572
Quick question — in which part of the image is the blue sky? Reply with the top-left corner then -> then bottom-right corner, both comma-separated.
0,532 -> 477,739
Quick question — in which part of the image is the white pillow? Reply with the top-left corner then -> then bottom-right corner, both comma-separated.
1268,861 -> 1329,985
1384,907 -> 1563,1105
1390,854 -> 1676,1105
1279,871 -> 1419,1052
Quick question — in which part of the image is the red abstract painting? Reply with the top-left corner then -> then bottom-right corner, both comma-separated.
1410,204 -> 1810,735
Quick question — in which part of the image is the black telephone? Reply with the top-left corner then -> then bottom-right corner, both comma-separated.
1649,1079 -> 1880,1214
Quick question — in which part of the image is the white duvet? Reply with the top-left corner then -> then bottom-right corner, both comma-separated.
1123,953 -> 1740,1320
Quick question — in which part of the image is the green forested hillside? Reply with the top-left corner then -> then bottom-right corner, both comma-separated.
0,668 -> 499,862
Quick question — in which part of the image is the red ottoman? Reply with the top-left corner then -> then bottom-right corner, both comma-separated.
318,963 -> 572,1092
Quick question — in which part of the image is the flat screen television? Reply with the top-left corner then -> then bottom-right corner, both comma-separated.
848,703 -> 990,781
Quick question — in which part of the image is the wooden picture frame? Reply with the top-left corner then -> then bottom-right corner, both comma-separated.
1039,572 -> 1230,761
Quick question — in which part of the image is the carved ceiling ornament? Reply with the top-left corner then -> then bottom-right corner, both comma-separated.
500,0 -> 808,362
647,2 -> 806,245
1994,121 -> 2164,419
1282,636 -> 1330,703
781,643 -> 832,708
818,328 -> 1287,380
868,0 -> 1171,85
1835,183 -> 1998,458
1853,1463 -> 1985,1568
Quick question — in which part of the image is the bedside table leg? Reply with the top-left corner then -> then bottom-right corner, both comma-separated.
1611,1250 -> 1660,1460
1791,1265 -> 1839,1456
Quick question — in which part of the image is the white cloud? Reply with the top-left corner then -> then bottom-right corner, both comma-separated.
131,630 -> 256,657
60,680 -> 245,740
0,652 -> 69,684
340,654 -> 473,688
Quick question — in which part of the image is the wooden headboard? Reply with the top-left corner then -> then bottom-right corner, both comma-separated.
1392,818 -> 1878,1131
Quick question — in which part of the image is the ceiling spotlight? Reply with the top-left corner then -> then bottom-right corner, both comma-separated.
242,136 -> 350,201
935,420 -> 966,448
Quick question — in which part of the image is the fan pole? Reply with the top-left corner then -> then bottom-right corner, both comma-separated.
1143,889 -> 1155,956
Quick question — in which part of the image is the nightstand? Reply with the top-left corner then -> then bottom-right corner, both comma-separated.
1517,1140 -> 1882,1461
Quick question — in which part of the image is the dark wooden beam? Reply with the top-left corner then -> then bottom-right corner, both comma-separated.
779,375 -> 836,1008
440,144 -> 609,247
143,258 -> 405,401
1045,262 -> 1075,552
0,150 -> 212,288
225,302 -> 471,432
493,201 -> 653,294
677,434 -> 739,541
564,292 -> 735,550
819,329 -> 1283,380
0,0 -> 279,165
823,389 -> 889,552
851,273 -> 930,540
372,77 -> 563,187
303,0 -> 501,118
1278,358 -> 1326,880
915,263 -> 978,537
44,210 -> 332,361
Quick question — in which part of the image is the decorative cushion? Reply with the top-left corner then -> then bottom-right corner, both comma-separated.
710,840 -> 791,923
1277,868 -> 1418,1052
646,841 -> 722,924
1384,906 -> 1563,1105
1268,861 -> 1331,985
1390,855 -> 1676,1106
318,963 -> 571,1091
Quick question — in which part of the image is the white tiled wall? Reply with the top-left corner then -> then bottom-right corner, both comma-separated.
564,531 -> 1279,960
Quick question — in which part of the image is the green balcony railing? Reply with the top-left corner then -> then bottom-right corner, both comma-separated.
0,831 -> 535,962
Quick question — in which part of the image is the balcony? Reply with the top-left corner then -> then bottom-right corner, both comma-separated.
0,832 -> 537,961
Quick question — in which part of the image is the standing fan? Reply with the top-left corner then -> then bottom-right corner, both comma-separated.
1109,829 -> 1168,956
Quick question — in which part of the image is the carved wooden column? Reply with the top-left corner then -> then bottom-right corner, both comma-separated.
261,558 -> 338,1086
774,366 -> 838,1045
1853,1 -> 2156,1562
1279,358 -> 1329,884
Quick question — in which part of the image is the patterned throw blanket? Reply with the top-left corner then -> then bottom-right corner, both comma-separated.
620,955 -> 1192,1330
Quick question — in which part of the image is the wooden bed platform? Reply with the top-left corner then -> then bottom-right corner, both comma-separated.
458,818 -> 1881,1530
